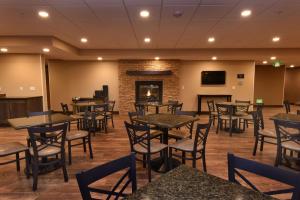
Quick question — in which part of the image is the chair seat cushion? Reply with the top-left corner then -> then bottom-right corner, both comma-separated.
96,115 -> 105,120
168,129 -> 190,140
235,111 -> 249,116
258,129 -> 276,138
239,114 -> 253,120
0,142 -> 28,156
133,142 -> 167,154
71,114 -> 83,120
282,141 -> 300,151
220,115 -> 238,120
169,139 -> 203,152
66,131 -> 88,141
29,144 -> 61,157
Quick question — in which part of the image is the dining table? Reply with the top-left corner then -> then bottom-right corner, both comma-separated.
125,165 -> 276,200
71,101 -> 108,114
134,113 -> 199,172
8,113 -> 74,130
136,102 -> 176,114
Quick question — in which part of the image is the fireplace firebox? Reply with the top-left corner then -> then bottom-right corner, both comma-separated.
135,81 -> 163,103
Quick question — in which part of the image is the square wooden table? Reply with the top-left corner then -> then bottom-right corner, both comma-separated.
126,165 -> 275,200
136,102 -> 175,114
8,113 -> 73,130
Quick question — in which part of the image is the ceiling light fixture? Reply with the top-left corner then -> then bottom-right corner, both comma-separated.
241,9 -> 252,17
208,37 -> 215,43
42,48 -> 50,53
140,10 -> 150,18
81,38 -> 88,43
38,11 -> 49,18
97,57 -> 103,61
0,48 -> 8,53
290,65 -> 295,68
272,36 -> 280,42
262,61 -> 268,64
212,56 -> 217,60
270,56 -> 276,60
144,37 -> 151,43
155,57 -> 160,60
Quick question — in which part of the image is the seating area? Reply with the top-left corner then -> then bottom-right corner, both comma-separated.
1,1 -> 300,199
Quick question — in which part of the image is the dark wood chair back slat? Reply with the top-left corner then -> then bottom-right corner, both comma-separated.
194,121 -> 212,152
283,100 -> 291,113
207,100 -> 215,112
124,121 -> 150,151
76,153 -> 137,200
228,153 -> 300,199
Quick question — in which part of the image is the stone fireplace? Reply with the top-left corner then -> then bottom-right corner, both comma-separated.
119,60 -> 180,115
135,81 -> 163,103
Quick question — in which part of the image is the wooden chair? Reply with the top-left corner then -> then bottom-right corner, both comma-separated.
235,100 -> 251,116
0,142 -> 29,171
168,110 -> 196,140
215,104 -> 238,136
76,153 -> 137,200
134,103 -> 146,114
27,123 -> 69,191
61,103 -> 83,130
169,121 -> 211,171
171,103 -> 183,114
228,153 -> 300,200
283,100 -> 292,114
66,112 -> 93,165
252,108 -> 277,156
273,119 -> 300,168
124,121 -> 168,182
128,111 -> 162,141
105,100 -> 116,128
167,100 -> 179,113
207,100 -> 217,125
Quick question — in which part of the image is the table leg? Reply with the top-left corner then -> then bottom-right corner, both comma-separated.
156,106 -> 159,114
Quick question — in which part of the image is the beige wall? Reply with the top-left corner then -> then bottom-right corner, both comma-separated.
284,68 -> 300,103
0,54 -> 47,109
48,60 -> 119,111
254,65 -> 285,105
179,61 -> 255,111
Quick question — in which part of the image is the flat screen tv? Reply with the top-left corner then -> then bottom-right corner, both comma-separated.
201,71 -> 226,85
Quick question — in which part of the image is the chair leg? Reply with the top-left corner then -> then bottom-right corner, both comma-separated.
16,152 -> 20,171
111,115 -> 114,128
216,120 -> 220,134
62,154 -> 69,182
169,148 -> 173,169
253,136 -> 259,156
68,122 -> 71,131
88,135 -> 93,159
25,150 -> 30,179
202,152 -> 207,172
68,141 -> 72,165
192,152 -> 196,168
83,138 -> 86,152
182,151 -> 186,164
32,162 -> 39,191
147,154 -> 151,182
27,138 -> 31,147
260,136 -> 264,151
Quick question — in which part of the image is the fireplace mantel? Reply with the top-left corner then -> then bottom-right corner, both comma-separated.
126,70 -> 173,76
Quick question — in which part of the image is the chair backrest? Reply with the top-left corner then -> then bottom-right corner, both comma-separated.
81,111 -> 97,132
283,100 -> 291,113
128,111 -> 144,124
175,110 -> 196,138
167,100 -> 178,111
108,100 -> 116,112
27,123 -> 68,159
207,100 -> 215,113
228,153 -> 300,199
28,110 -> 52,117
76,153 -> 137,200
235,100 -> 251,113
193,120 -> 212,152
216,104 -> 234,117
124,121 -> 150,153
60,103 -> 69,114
134,103 -> 145,113
251,107 -> 265,136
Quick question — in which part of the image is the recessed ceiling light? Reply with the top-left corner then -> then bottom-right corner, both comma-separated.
140,10 -> 150,18
0,48 -> 8,52
38,11 -> 49,18
208,37 -> 215,43
97,57 -> 103,61
144,37 -> 151,43
81,38 -> 88,43
290,65 -> 295,68
272,36 -> 280,42
212,56 -> 217,60
270,56 -> 276,60
241,9 -> 252,17
155,57 -> 160,60
262,61 -> 268,64
42,48 -> 50,53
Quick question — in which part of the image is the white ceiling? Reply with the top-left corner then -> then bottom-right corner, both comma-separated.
0,0 -> 300,65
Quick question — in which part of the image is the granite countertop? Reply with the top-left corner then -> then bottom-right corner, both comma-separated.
126,165 -> 276,200
134,113 -> 199,129
271,113 -> 300,123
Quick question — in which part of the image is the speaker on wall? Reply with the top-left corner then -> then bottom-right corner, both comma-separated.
103,85 -> 108,98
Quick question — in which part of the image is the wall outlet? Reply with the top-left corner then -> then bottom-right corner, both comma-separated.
29,86 -> 36,91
